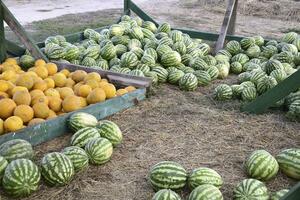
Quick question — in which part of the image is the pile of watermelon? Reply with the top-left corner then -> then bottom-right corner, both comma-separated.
213,32 -> 300,120
0,112 -> 123,197
26,15 -> 244,91
148,148 -> 300,199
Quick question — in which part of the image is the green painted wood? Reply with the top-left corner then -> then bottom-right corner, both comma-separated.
5,39 -> 25,56
0,88 -> 146,146
124,0 -> 131,15
242,69 -> 300,114
281,182 -> 300,200
129,0 -> 159,26
0,5 -> 6,62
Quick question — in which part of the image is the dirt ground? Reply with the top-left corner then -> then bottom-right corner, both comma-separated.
1,0 -> 300,199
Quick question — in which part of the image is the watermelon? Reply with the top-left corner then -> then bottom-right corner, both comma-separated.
96,120 -> 123,146
188,184 -> 223,200
245,150 -> 279,181
287,100 -> 300,120
45,36 -> 60,45
130,47 -> 144,59
199,43 -> 211,55
281,32 -> 298,43
109,57 -> 121,67
254,35 -> 265,46
129,27 -> 144,40
3,159 -> 40,197
145,71 -> 159,85
270,69 -> 287,83
203,55 -> 217,66
250,69 -> 267,85
179,73 -> 198,91
156,44 -> 173,58
276,148 -> 300,179
216,63 -> 229,79
127,39 -> 142,50
243,62 -> 261,72
188,167 -> 223,189
240,81 -> 255,89
233,179 -> 269,200
19,55 -> 35,69
41,152 -> 74,186
230,62 -> 243,74
0,139 -> 34,162
207,66 -> 219,80
193,70 -> 211,86
142,28 -> 155,39
170,30 -> 183,43
214,84 -> 232,100
157,23 -> 171,33
240,37 -> 256,50
120,52 -> 139,69
136,63 -> 151,74
45,44 -> 65,60
142,21 -> 157,33
231,84 -> 243,98
161,51 -> 181,67
144,48 -> 158,61
285,91 -> 300,106
149,161 -> 187,190
152,66 -> 169,83
0,155 -> 8,181
246,45 -> 261,58
173,41 -> 187,55
241,87 -> 257,102
293,38 -> 300,51
100,43 -> 116,60
84,138 -> 113,165
152,189 -> 181,200
62,146 -> 89,172
109,24 -> 125,37
168,70 -> 185,85
238,72 -> 251,83
270,189 -> 289,200
64,45 -> 80,61
282,43 -> 298,54
166,67 -> 178,73
141,54 -> 156,66
231,53 -> 250,65
129,69 -> 145,77
257,76 -> 277,94
68,112 -> 98,132
70,127 -> 101,148
216,49 -> 232,59
189,58 -> 209,71
81,57 -> 97,67
96,59 -> 109,70
266,40 -> 278,46
226,40 -> 241,55
115,44 -> 128,57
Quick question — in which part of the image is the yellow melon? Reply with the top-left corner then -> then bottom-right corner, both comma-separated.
4,116 -> 23,132
33,103 -> 50,119
45,63 -> 58,75
52,73 -> 66,87
47,110 -> 57,120
31,95 -> 49,105
0,80 -> 9,92
5,81 -> 15,97
62,95 -> 82,112
0,119 -> 4,134
98,81 -> 109,89
35,59 -> 46,67
1,70 -> 16,81
2,63 -> 18,72
73,82 -> 84,95
60,69 -> 70,77
30,89 -> 45,99
11,86 -> 28,96
44,88 -> 60,98
125,86 -> 136,92
84,72 -> 101,82
65,78 -> 76,88
44,78 -> 55,89
116,89 -> 128,96
102,83 -> 116,99
13,105 -> 34,123
28,118 -> 45,126
5,58 -> 17,65
78,84 -> 92,98
34,66 -> 48,79
12,90 -> 31,105
101,78 -> 108,83
57,87 -> 74,99
85,79 -> 99,89
87,88 -> 106,104
0,91 -> 8,99
48,96 -> 62,112
32,80 -> 48,91
71,70 -> 87,82
15,74 -> 34,90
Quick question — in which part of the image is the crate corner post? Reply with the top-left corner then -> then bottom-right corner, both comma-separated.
0,3 -> 6,63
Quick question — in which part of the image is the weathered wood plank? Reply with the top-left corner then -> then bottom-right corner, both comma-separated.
0,5 -> 6,62
1,1 -> 48,61
242,69 -> 300,114
54,61 -> 152,88
215,0 -> 237,53
5,39 -> 25,56
281,182 -> 300,200
124,0 -> 131,15
0,88 -> 146,146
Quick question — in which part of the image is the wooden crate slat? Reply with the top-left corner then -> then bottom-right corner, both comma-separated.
0,5 -> 5,62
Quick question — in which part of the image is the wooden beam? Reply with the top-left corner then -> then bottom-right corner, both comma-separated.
281,182 -> 300,200
215,0 -> 237,53
129,0 -> 159,26
242,69 -> 300,114
5,39 -> 25,56
0,4 -> 6,62
0,1 -> 48,61
124,0 -> 131,15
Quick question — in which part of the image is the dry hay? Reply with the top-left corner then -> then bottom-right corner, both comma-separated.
2,77 -> 298,200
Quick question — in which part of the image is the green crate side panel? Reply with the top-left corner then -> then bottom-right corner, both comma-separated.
242,69 -> 300,114
281,182 -> 300,200
0,88 -> 146,146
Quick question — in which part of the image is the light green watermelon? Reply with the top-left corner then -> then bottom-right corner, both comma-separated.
233,179 -> 269,200
0,139 -> 34,162
270,189 -> 289,200
276,148 -> 300,179
68,112 -> 98,132
62,146 -> 89,172
152,189 -> 181,200
188,184 -> 223,200
70,127 -> 101,148
95,120 -> 123,146
214,84 -> 233,101
178,73 -> 198,91
188,167 -> 223,189
84,138 -> 113,165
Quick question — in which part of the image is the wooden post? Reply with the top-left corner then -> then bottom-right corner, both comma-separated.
0,4 -> 6,62
0,1 -> 48,61
215,0 -> 238,53
124,0 -> 131,16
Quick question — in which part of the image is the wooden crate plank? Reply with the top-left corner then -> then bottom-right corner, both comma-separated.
5,39 -> 25,56
54,61 -> 152,88
0,5 -> 6,62
1,2 -> 47,61
129,0 -> 159,26
124,0 -> 131,15
242,69 -> 300,114
281,182 -> 300,200
0,88 -> 146,146
215,0 -> 237,53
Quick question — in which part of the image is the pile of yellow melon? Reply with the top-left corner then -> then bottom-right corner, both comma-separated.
0,58 -> 136,134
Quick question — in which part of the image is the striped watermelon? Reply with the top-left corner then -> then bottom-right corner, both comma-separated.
226,40 -> 241,55
84,138 -> 113,165
250,69 -> 266,85
254,35 -> 265,46
109,24 -> 125,37
129,69 -> 145,77
246,45 -> 261,58
111,35 -> 129,45
3,159 -> 40,197
109,57 -> 121,67
281,32 -> 298,43
127,39 -> 142,50
188,184 -> 223,200
65,45 -> 80,61
182,67 -> 195,74
19,55 -> 35,69
157,23 -> 171,33
270,189 -> 289,200
293,38 -> 300,51
170,30 -> 183,43
203,55 -> 217,66
287,100 -> 300,120
179,73 -> 198,91
130,47 -> 144,59
189,58 -> 209,71
149,161 -> 187,190
81,57 -> 97,67
142,21 -> 157,33
100,43 -> 116,60
70,127 -> 101,148
141,54 -> 156,66
120,52 -> 139,69
270,69 -> 287,83
230,62 -> 243,74
0,139 -> 34,162
173,41 -> 187,55
240,81 -> 255,89
152,189 -> 181,200
233,179 -> 269,200
238,72 -> 251,83
68,112 -> 98,132
281,43 -> 298,54
166,67 -> 178,74
240,37 -> 256,50
0,156 -> 8,181
243,62 -> 260,72
97,59 -> 109,70
136,63 -> 151,74
193,70 -> 211,86
161,51 -> 181,68
45,36 -> 59,45
285,91 -> 300,106
156,44 -> 173,58
152,66 -> 169,83
214,84 -> 233,100
159,36 -> 175,46
266,40 -> 278,46
45,44 -> 65,60
62,146 -> 89,172
83,45 -> 100,60
96,120 -> 123,146
188,167 -> 223,189
41,152 -> 74,186
144,48 -> 158,61
216,63 -> 229,79
257,76 -> 277,94
129,27 -> 144,40
261,45 -> 278,59
115,44 -> 128,57
241,87 -> 257,102
245,150 -> 279,181
142,28 -> 155,39
168,70 -> 185,85
231,53 -> 250,65
118,67 -> 131,74
273,51 -> 294,64
231,84 -> 243,98
145,71 -> 159,85
276,148 -> 300,179
207,66 -> 219,80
